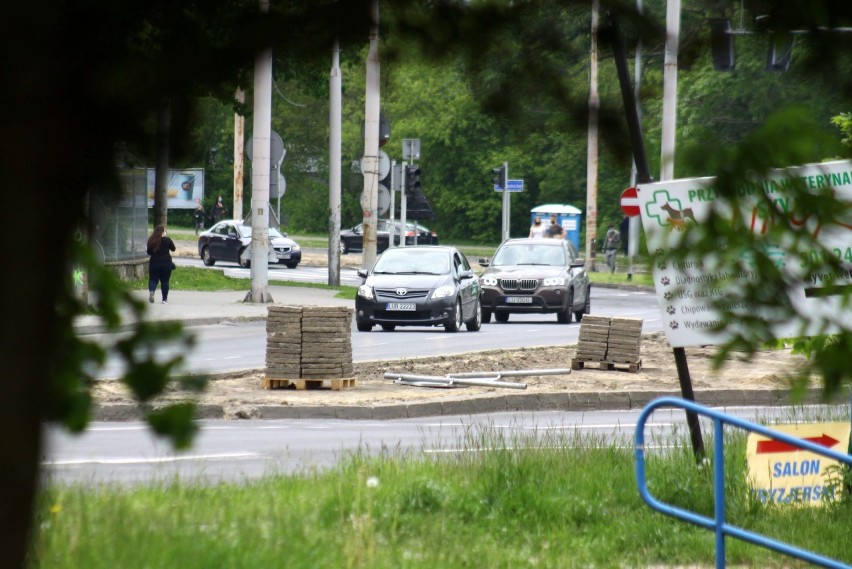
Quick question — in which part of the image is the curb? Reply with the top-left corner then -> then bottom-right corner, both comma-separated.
91,387 -> 848,422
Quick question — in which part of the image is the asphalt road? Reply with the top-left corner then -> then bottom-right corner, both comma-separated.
42,403 -> 846,485
93,286 -> 662,378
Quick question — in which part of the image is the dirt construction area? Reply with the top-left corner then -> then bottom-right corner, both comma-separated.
92,331 -> 823,419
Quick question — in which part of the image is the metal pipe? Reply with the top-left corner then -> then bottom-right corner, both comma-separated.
385,372 -> 527,390
447,368 -> 571,378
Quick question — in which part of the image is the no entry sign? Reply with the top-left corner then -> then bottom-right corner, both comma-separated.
620,187 -> 640,217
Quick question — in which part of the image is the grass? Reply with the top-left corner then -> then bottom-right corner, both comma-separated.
32,427 -> 852,568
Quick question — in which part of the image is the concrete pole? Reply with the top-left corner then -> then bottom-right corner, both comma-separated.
328,39 -> 342,286
627,0 -> 644,281
246,0 -> 272,303
501,162 -> 510,241
361,0 -> 381,269
153,101 -> 170,229
585,0 -> 600,271
233,88 -> 246,221
660,0 -> 680,181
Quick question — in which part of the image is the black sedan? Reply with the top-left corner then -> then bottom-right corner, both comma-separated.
478,238 -> 590,323
340,220 -> 439,254
355,246 -> 481,332
198,220 -> 302,268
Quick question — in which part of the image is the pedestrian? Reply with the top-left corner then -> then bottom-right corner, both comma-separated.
146,225 -> 176,304
193,200 -> 205,235
546,215 -> 564,239
604,223 -> 621,273
210,196 -> 227,223
529,216 -> 545,238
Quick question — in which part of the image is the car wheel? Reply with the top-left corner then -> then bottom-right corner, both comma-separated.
444,299 -> 462,332
465,299 -> 482,332
557,290 -> 574,323
575,286 -> 590,322
340,241 -> 349,255
380,324 -> 396,331
201,247 -> 215,266
356,322 -> 373,332
482,309 -> 492,324
239,248 -> 250,268
495,312 -> 509,323
284,261 -> 299,269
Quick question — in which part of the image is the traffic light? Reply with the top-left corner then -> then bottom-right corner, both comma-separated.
709,19 -> 735,71
491,165 -> 506,189
767,31 -> 794,72
405,165 -> 421,194
404,165 -> 433,220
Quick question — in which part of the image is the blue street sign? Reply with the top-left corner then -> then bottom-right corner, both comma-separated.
494,179 -> 524,192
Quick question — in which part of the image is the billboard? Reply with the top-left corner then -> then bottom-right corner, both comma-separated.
637,160 -> 852,347
146,168 -> 205,209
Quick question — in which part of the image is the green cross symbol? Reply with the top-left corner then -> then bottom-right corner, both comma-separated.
73,267 -> 84,287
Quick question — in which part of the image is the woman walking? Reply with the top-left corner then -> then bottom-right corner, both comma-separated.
146,225 -> 176,304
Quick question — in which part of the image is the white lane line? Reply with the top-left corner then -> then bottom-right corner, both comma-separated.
44,452 -> 259,467
494,422 -> 674,430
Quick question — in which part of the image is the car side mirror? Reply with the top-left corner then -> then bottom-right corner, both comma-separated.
357,269 -> 369,278
478,258 -> 490,267
571,259 -> 585,268
459,270 -> 474,281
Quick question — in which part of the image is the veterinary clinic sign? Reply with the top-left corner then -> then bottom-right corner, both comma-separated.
637,160 -> 852,348
747,422 -> 850,506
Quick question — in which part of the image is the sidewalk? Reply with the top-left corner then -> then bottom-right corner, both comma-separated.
74,285 -> 352,335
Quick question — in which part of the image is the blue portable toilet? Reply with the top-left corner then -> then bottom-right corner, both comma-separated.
530,204 -> 582,250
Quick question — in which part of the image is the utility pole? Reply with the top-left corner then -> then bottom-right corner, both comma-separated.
328,39 -> 342,286
361,0 -> 380,269
153,101 -> 170,229
246,0 -> 272,303
233,88 -> 246,221
585,0 -> 600,271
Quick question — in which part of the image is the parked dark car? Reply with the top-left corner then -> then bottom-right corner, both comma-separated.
478,238 -> 589,323
355,246 -> 481,332
198,219 -> 301,268
340,220 -> 439,254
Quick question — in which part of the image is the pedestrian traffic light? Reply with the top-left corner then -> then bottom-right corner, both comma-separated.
405,165 -> 421,194
491,165 -> 506,189
709,18 -> 735,71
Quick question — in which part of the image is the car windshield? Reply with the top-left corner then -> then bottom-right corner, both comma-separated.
492,244 -> 565,267
373,250 -> 449,274
237,225 -> 285,239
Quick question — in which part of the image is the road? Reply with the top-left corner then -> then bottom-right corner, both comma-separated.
42,404 -> 846,485
93,287 -> 662,378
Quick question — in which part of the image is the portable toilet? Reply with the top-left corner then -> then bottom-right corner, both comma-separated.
530,204 -> 582,250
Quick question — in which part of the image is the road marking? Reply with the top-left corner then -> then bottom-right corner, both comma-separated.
44,452 -> 259,467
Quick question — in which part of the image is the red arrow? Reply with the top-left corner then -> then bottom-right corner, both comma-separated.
756,434 -> 840,454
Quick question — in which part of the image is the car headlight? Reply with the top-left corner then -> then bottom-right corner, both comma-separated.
481,276 -> 498,286
542,277 -> 566,286
291,243 -> 301,251
357,285 -> 374,299
432,285 -> 455,299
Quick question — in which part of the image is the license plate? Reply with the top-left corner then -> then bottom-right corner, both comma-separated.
506,296 -> 533,304
276,252 -> 291,259
386,302 -> 416,311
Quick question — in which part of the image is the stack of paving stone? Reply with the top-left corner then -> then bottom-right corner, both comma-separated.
571,315 -> 643,372
264,306 -> 303,388
605,317 -> 643,372
263,305 -> 356,390
300,306 -> 354,381
572,315 -> 611,368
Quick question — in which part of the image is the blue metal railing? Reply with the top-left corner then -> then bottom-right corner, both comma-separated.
634,397 -> 852,569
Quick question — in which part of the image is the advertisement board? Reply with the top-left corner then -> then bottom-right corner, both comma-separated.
637,160 -> 852,347
146,168 -> 205,209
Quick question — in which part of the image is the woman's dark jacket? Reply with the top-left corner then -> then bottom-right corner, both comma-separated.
147,237 -> 176,267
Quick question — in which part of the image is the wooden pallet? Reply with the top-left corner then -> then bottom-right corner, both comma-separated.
262,377 -> 357,391
571,358 -> 642,373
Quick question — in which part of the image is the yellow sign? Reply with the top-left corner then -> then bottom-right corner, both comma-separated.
747,422 -> 850,506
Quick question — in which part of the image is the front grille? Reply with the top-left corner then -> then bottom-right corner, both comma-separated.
273,246 -> 292,253
375,288 -> 430,300
499,278 -> 538,291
